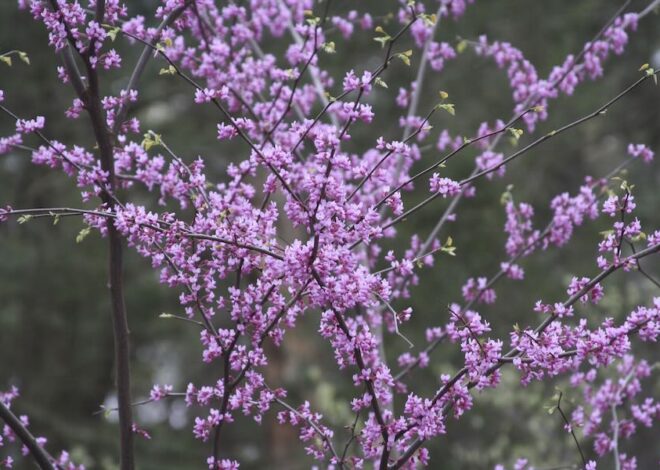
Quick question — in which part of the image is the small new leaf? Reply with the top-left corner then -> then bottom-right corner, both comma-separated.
421,14 -> 437,26
500,185 -> 514,205
159,65 -> 176,75
438,90 -> 449,100
17,215 -> 32,224
107,27 -> 120,42
142,131 -> 163,151
507,128 -> 523,140
374,77 -> 388,88
441,236 -> 456,256
374,27 -> 395,49
322,41 -> 336,54
18,51 -> 30,65
395,49 -> 413,67
0,55 -> 12,66
374,36 -> 390,48
436,103 -> 455,116
76,227 -> 91,243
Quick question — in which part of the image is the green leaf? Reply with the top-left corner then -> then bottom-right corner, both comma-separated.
18,51 -> 30,65
441,238 -> 456,256
374,36 -> 390,48
17,215 -> 32,224
420,13 -> 437,26
107,27 -> 120,42
435,103 -> 455,116
0,55 -> 12,66
76,227 -> 92,243
142,131 -> 163,151
500,185 -> 514,205
507,127 -> 523,140
322,41 -> 336,54
374,77 -> 388,89
442,246 -> 456,256
374,26 -> 391,48
159,65 -> 176,75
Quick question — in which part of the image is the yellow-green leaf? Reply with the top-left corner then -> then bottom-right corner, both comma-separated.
159,65 -> 176,75
374,77 -> 388,88
76,227 -> 91,243
322,41 -> 336,54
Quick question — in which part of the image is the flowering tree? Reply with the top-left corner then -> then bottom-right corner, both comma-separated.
1,0 -> 659,469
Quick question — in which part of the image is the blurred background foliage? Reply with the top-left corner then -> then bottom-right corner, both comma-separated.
1,0 -> 659,468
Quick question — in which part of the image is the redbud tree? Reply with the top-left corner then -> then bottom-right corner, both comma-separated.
1,0 -> 659,469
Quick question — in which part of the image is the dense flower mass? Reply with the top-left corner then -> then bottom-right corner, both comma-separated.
0,0 -> 659,469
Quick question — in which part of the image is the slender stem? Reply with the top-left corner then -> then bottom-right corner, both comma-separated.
556,392 -> 587,467
1,207 -> 284,260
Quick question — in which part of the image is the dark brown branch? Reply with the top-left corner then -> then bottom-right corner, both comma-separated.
0,401 -> 56,469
